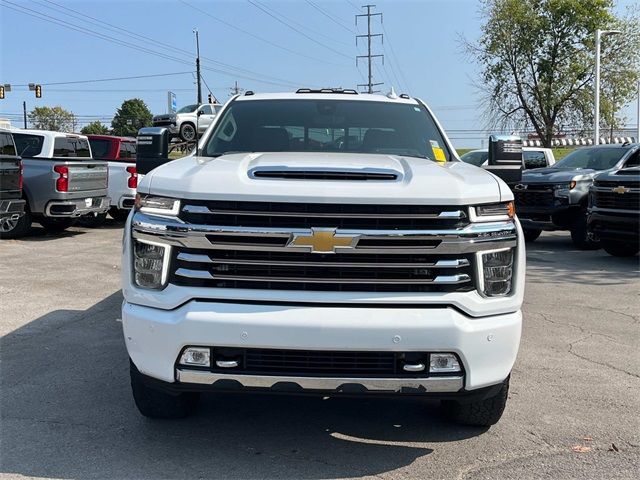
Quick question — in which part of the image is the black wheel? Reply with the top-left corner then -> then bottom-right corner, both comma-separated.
78,212 -> 107,228
179,122 -> 196,142
109,207 -> 130,222
38,217 -> 76,233
130,361 -> 199,419
442,376 -> 510,427
0,207 -> 32,239
601,241 -> 639,257
570,211 -> 600,250
523,229 -> 542,242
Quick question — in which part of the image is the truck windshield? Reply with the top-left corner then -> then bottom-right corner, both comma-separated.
460,150 -> 488,166
177,104 -> 198,114
89,139 -> 111,159
204,99 -> 451,162
12,133 -> 45,157
553,147 -> 629,171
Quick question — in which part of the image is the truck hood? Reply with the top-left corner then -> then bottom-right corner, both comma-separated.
141,152 -> 508,205
522,167 -> 601,184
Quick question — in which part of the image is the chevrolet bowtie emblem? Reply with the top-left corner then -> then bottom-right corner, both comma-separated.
612,186 -> 630,194
288,228 -> 358,253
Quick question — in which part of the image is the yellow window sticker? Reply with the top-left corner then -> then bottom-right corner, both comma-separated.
430,140 -> 446,163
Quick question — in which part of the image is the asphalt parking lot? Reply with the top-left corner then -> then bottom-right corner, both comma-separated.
1,221 -> 639,480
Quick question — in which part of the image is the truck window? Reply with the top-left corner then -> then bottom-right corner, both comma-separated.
0,132 -> 17,156
624,150 -> 639,167
523,151 -> 547,169
200,105 -> 214,115
53,137 -> 91,158
12,133 -> 45,157
119,142 -> 136,160
205,99 -> 452,162
89,139 -> 111,159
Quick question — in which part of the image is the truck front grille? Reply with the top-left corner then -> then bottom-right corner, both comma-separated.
592,190 -> 640,210
514,186 -> 554,207
170,248 -> 474,292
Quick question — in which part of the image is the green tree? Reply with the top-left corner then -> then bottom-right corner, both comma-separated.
111,98 -> 153,137
28,106 -> 76,132
81,121 -> 110,135
464,0 -> 640,146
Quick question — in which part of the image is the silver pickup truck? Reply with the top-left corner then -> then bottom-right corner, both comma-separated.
2,129 -> 110,238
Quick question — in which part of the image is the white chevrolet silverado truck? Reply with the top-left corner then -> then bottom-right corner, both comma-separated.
123,90 -> 525,427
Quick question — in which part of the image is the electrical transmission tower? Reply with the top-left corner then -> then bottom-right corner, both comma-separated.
356,4 -> 384,94
230,81 -> 245,96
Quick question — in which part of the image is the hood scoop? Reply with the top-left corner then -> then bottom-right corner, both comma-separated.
249,167 -> 400,181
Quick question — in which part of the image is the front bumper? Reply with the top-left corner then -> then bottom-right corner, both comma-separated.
123,300 -> 522,392
0,198 -> 26,221
517,203 -> 577,230
588,208 -> 640,242
44,196 -> 110,217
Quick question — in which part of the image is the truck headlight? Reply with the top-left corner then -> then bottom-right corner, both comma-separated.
134,194 -> 181,216
133,238 -> 170,289
554,181 -> 577,198
471,202 -> 515,221
477,248 -> 514,296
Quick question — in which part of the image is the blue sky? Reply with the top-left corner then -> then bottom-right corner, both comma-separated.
0,0 -> 637,147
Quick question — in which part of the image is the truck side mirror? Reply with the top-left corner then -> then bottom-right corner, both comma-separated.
484,134 -> 524,186
136,127 -> 170,175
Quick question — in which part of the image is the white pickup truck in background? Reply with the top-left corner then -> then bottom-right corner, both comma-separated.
123,90 -> 525,427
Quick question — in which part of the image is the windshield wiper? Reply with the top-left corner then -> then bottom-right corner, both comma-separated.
210,151 -> 253,158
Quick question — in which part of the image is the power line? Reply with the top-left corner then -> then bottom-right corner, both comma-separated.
356,4 -> 384,93
247,0 -> 353,58
305,1 -> 354,33
179,0 -> 347,68
380,20 -> 411,94
8,72 -> 194,87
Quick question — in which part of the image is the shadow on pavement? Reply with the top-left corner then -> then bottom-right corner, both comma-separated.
1,292 -> 484,480
525,233 -> 639,286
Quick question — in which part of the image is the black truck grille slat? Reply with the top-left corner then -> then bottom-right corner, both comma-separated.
514,189 -> 554,207
179,201 -> 468,229
593,191 -> 640,210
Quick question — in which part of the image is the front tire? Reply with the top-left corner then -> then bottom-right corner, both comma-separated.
130,361 -> 200,419
570,211 -> 600,250
523,229 -> 542,242
0,208 -> 32,239
179,122 -> 196,142
601,240 -> 639,257
442,376 -> 510,427
38,217 -> 76,233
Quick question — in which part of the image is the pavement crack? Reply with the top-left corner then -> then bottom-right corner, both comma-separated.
568,334 -> 640,379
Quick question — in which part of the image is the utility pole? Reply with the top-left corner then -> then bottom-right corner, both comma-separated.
636,79 -> 640,143
230,81 -> 244,96
356,4 -> 383,94
193,29 -> 202,105
22,101 -> 27,129
593,29 -> 620,146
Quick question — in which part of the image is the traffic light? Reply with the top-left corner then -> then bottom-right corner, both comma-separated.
207,93 -> 213,104
35,84 -> 42,98
0,85 -> 4,100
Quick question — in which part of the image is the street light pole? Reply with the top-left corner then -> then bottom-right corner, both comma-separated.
636,79 -> 640,143
594,29 -> 621,146
194,29 -> 202,105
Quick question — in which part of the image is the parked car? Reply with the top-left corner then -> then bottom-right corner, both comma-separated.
4,129 -> 109,237
0,129 -> 26,237
460,147 -> 556,169
152,103 -> 222,142
86,135 -> 137,222
588,166 -> 639,257
122,89 -> 525,427
514,143 -> 639,247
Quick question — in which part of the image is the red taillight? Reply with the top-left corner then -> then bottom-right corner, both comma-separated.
18,160 -> 23,190
126,165 -> 137,189
53,165 -> 69,192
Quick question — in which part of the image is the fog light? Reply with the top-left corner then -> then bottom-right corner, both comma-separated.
429,353 -> 461,373
478,248 -> 514,296
133,238 -> 170,289
179,347 -> 211,367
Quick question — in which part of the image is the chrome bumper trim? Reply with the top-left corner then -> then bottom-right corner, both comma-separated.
45,197 -> 111,217
176,369 -> 464,393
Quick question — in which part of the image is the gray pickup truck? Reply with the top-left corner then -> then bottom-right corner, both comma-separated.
2,129 -> 110,238
0,129 -> 26,236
